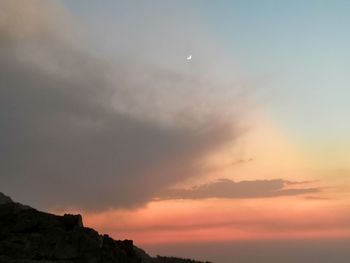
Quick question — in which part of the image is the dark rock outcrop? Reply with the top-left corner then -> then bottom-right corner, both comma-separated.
0,193 -> 211,263
0,192 -> 13,205
0,201 -> 140,263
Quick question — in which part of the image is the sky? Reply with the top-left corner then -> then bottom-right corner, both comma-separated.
1,0 -> 350,262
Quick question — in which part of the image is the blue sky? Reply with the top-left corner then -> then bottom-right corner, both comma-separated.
198,0 -> 350,141
60,0 -> 350,153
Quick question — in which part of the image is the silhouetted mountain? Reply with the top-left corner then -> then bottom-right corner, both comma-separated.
0,192 -> 211,263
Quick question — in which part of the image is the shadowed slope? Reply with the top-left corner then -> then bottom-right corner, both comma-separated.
0,192 -> 210,263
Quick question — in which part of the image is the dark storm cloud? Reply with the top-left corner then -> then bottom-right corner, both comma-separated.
0,0 -> 239,210
156,178 -> 319,200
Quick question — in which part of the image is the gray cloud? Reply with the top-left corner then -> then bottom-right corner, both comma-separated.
0,0 -> 241,211
156,178 -> 319,200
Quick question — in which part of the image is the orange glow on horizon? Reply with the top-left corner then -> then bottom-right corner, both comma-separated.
50,112 -> 350,246
74,197 -> 350,245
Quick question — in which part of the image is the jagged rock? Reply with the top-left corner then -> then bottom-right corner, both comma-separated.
134,247 -> 154,263
61,214 -> 84,229
0,202 -> 139,263
0,193 -> 211,263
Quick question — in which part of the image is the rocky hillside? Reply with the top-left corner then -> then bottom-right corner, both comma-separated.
0,193 -> 211,263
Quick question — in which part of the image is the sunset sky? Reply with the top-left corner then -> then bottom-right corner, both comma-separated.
1,1 -> 350,262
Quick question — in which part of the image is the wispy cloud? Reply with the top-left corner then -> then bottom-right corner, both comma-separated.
156,178 -> 319,200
